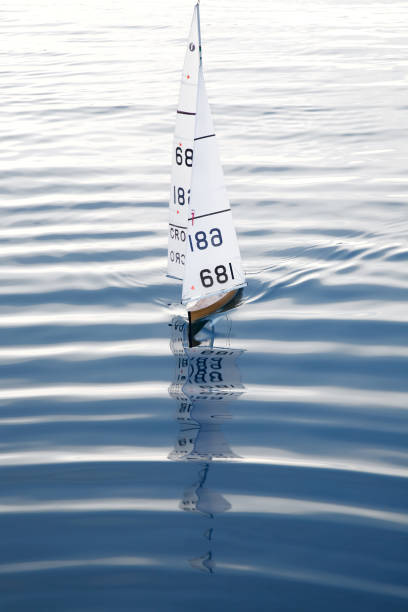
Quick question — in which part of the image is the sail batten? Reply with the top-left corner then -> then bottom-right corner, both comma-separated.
194,133 -> 215,141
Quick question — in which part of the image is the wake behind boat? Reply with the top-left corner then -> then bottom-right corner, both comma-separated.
167,2 -> 246,322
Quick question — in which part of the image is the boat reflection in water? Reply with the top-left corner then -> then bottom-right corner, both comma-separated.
168,314 -> 245,573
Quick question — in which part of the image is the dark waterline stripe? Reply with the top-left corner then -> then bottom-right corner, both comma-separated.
188,208 -> 230,222
177,110 -> 196,116
194,133 -> 216,141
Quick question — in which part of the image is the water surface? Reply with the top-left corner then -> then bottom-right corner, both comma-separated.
1,0 -> 407,610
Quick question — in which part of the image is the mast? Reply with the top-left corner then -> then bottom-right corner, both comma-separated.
197,2 -> 202,65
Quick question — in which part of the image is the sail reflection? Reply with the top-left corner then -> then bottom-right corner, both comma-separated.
168,315 -> 245,573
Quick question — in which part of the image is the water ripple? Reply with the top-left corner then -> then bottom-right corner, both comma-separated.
1,0 -> 407,607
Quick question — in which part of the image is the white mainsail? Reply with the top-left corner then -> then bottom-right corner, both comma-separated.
182,67 -> 246,304
167,5 -> 200,280
168,4 -> 246,305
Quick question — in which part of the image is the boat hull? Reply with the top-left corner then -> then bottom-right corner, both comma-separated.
188,289 -> 239,323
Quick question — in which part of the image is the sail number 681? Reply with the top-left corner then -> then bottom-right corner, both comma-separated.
200,263 -> 235,287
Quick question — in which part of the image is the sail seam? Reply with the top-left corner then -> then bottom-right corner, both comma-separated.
194,133 -> 215,141
188,208 -> 230,222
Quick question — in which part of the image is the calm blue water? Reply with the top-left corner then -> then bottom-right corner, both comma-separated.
1,0 -> 408,610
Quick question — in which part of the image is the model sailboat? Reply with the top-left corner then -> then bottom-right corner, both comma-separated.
167,2 -> 246,323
